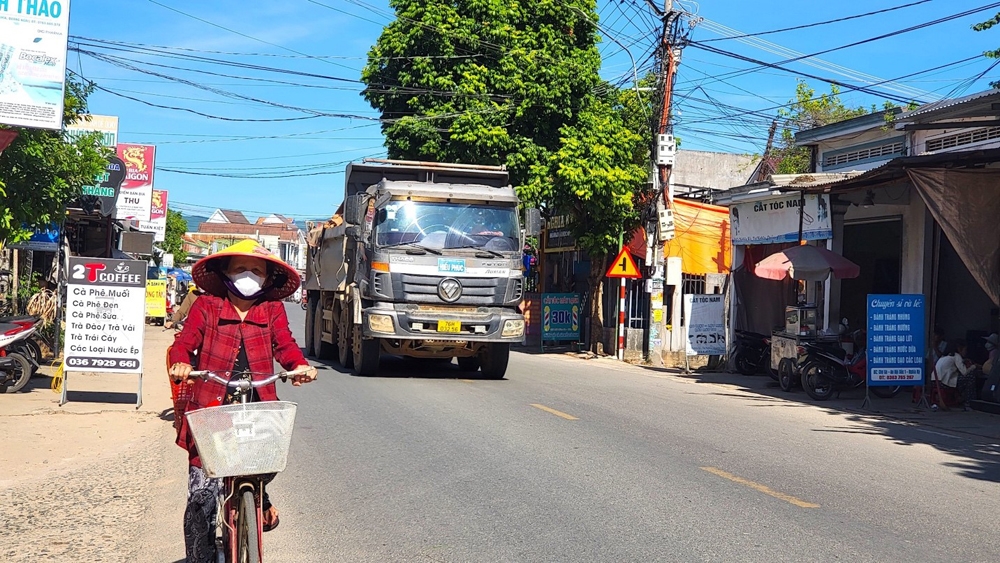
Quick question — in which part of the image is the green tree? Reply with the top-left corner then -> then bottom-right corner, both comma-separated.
0,78 -> 110,244
524,83 -> 652,353
773,81 -> 870,175
974,13 -> 1000,87
361,0 -> 602,188
163,210 -> 188,264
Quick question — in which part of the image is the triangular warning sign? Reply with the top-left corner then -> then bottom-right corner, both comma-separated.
605,246 -> 642,279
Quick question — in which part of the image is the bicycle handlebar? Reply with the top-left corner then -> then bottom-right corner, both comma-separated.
187,368 -> 309,389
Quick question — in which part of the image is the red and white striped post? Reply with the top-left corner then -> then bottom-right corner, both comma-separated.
617,277 -> 626,360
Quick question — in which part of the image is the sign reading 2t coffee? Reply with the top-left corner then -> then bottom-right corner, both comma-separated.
65,257 -> 147,373
114,143 -> 156,221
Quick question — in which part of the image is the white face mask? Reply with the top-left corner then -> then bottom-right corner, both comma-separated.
938,341 -> 947,354
987,343 -> 996,351
229,271 -> 264,298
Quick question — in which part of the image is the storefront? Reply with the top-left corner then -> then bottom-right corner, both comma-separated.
724,189 -> 835,340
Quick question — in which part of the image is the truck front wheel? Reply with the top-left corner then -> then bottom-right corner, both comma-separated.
479,343 -> 510,380
457,356 -> 480,372
352,325 -> 380,377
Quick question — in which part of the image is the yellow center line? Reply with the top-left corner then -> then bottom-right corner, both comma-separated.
700,466 -> 820,509
459,379 -> 476,383
530,403 -> 579,420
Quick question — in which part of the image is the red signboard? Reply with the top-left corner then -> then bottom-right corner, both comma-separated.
115,143 -> 156,221
117,143 -> 156,190
149,189 -> 167,221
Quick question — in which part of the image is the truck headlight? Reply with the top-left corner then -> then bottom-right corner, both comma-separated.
368,314 -> 394,333
502,319 -> 525,338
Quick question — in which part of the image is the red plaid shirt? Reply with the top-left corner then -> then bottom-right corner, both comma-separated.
168,294 -> 308,466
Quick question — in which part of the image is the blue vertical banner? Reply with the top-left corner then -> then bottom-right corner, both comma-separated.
867,294 -> 925,386
541,293 -> 580,342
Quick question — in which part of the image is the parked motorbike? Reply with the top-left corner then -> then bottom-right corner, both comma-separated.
798,330 -> 901,401
2,315 -> 42,370
732,330 -> 775,378
0,317 -> 38,393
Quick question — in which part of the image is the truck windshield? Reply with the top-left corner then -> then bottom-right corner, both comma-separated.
375,201 -> 519,252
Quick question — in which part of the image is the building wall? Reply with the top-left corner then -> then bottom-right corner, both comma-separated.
910,118 -> 1000,155
814,129 -> 903,173
673,150 -> 756,191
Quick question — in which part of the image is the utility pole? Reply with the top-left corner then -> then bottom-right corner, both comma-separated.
647,0 -> 684,367
754,119 -> 779,183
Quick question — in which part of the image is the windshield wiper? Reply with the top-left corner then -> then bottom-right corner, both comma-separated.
449,244 -> 504,258
380,241 -> 442,255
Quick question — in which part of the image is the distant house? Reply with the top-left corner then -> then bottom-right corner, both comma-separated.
205,209 -> 251,225
186,208 -> 307,270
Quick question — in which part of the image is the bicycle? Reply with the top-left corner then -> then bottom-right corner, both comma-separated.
184,368 -> 304,563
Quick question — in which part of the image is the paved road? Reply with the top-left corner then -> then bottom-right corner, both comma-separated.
258,303 -> 999,562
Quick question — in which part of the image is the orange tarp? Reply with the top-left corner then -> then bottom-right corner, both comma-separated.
664,198 -> 731,275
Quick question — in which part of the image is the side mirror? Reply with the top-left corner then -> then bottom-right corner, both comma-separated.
344,194 -> 369,225
345,225 -> 363,241
524,208 -> 542,237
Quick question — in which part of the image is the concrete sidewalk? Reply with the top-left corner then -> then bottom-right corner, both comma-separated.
1,324 -> 176,489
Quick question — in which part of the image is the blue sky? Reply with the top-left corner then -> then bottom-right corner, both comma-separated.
67,0 -> 1000,221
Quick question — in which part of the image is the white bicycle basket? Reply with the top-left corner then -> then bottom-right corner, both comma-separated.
186,401 -> 297,478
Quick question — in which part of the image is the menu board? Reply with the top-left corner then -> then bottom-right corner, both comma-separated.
867,294 -> 925,386
65,257 -> 146,373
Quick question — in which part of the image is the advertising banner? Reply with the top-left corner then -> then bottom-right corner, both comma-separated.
65,114 -> 118,147
684,294 -> 726,356
8,223 -> 59,251
544,215 -> 576,253
65,257 -> 146,373
115,143 -> 156,221
541,293 -> 580,341
867,294 -> 925,386
730,193 -> 832,246
0,0 -> 71,130
145,279 -> 167,318
138,189 -> 167,242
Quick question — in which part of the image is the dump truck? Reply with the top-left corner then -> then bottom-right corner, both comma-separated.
303,159 -> 540,378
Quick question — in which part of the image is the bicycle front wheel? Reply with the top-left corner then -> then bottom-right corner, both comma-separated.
237,490 -> 261,563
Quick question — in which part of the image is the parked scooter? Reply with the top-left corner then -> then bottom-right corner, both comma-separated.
732,330 -> 774,378
0,317 -> 38,393
2,315 -> 42,370
798,329 -> 902,401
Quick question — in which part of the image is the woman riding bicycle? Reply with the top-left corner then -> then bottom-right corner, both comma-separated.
168,239 -> 317,563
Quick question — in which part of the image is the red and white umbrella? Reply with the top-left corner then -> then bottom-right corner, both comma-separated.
754,244 -> 860,281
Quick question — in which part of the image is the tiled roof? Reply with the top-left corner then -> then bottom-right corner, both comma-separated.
220,210 -> 250,224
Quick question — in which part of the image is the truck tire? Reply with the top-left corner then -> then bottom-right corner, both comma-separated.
338,305 -> 353,369
304,298 -> 315,357
352,324 -> 380,377
313,305 -> 337,360
479,343 -> 510,380
457,357 -> 480,372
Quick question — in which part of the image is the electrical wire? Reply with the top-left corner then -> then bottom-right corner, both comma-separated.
696,0 -> 934,42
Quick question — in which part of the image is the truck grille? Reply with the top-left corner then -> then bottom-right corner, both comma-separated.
394,274 -> 506,306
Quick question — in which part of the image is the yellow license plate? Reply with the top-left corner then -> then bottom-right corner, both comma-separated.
437,320 -> 462,333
